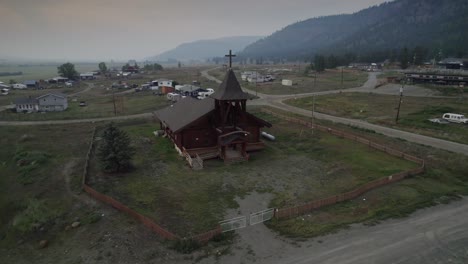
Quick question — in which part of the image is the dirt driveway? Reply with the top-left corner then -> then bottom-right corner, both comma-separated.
198,196 -> 468,264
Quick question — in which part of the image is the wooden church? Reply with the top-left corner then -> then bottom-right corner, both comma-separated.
155,61 -> 271,164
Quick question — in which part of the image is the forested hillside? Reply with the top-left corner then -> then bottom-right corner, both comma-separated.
241,0 -> 468,62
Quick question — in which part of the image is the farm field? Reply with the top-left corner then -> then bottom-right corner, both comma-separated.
0,63 -> 104,83
210,67 -> 368,95
285,92 -> 468,144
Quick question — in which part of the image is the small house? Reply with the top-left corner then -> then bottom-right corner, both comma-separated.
48,77 -> 69,83
37,93 -> 68,112
151,79 -> 173,87
23,80 -> 37,88
80,73 -> 95,80
15,97 -> 39,112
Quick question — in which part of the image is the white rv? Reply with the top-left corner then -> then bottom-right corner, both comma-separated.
12,83 -> 27,89
442,113 -> 468,124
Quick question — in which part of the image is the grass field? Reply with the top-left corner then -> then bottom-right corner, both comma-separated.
210,67 -> 368,95
0,91 -> 171,121
1,107 -> 468,257
87,113 -> 417,237
285,92 -> 468,144
261,107 -> 468,237
0,63 -> 105,83
0,123 -> 96,248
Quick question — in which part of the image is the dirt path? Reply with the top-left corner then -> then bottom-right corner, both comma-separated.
68,82 -> 94,97
0,112 -> 153,126
61,159 -> 96,206
201,197 -> 468,264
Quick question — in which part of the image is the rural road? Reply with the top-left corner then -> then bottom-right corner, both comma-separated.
0,113 -> 152,126
207,196 -> 468,264
202,68 -> 468,155
1,68 -> 467,156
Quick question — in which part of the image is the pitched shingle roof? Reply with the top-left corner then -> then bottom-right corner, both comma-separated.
14,97 -> 38,105
210,69 -> 250,100
154,97 -> 215,133
36,93 -> 67,100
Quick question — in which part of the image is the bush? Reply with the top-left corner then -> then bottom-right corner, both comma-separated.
169,239 -> 200,253
14,151 -> 51,185
12,199 -> 58,233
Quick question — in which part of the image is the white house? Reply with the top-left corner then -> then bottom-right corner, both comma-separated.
80,73 -> 95,80
15,93 -> 68,112
247,74 -> 266,83
241,71 -> 257,81
37,93 -> 68,112
151,79 -> 173,87
14,97 -> 39,112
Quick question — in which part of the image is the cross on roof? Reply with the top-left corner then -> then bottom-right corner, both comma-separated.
225,50 -> 236,68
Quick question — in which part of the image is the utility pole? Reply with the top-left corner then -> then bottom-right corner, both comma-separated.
311,94 -> 316,134
341,67 -> 344,89
395,82 -> 404,124
314,72 -> 317,90
112,89 -> 117,116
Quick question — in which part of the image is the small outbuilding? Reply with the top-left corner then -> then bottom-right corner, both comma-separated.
23,80 -> 38,88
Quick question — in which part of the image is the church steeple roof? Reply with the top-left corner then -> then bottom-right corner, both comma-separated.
210,69 -> 250,100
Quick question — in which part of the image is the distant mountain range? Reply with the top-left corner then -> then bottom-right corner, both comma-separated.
241,0 -> 468,60
147,36 -> 262,62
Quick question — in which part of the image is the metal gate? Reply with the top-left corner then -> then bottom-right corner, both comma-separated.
249,208 -> 275,226
219,216 -> 247,232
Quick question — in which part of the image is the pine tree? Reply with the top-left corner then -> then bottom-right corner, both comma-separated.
314,55 -> 326,72
98,123 -> 135,173
400,47 -> 409,69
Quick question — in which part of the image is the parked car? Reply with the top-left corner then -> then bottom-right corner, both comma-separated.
79,101 -> 87,107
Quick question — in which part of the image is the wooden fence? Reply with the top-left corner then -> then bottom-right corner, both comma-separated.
81,110 -> 425,242
81,126 -> 221,244
260,109 -> 426,220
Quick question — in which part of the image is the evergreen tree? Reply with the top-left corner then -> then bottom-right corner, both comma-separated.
400,47 -> 409,69
314,55 -> 326,72
98,123 -> 135,173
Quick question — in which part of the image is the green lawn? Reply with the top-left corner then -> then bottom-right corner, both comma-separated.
285,92 -> 468,144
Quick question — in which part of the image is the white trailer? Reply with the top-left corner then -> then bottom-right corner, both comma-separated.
282,79 -> 293,86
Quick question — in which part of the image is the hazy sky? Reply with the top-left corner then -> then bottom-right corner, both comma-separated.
0,0 -> 388,62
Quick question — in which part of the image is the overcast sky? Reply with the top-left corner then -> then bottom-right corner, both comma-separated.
0,0 -> 388,62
